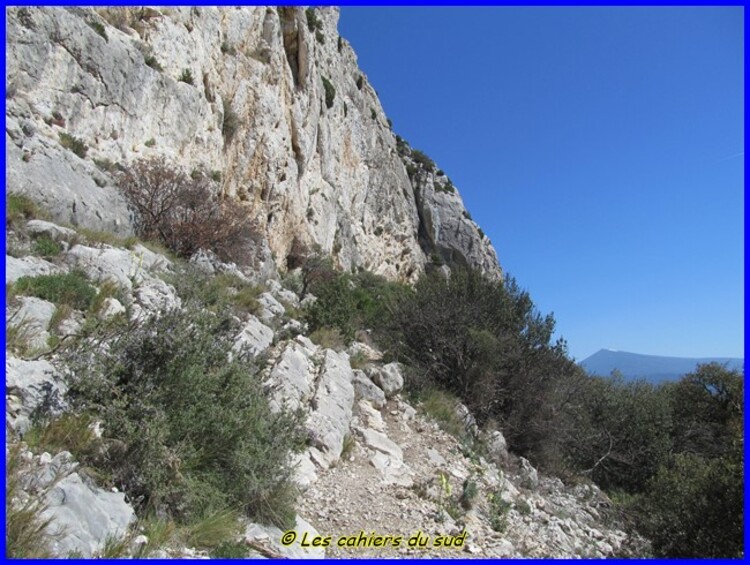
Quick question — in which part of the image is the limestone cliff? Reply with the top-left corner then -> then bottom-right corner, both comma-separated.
6,6 -> 501,281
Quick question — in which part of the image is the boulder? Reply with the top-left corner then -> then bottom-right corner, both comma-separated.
351,370 -> 386,409
267,279 -> 300,308
486,430 -> 509,464
6,255 -> 63,284
367,362 -> 404,398
26,219 -> 77,241
43,472 -> 135,557
6,356 -> 66,434
306,350 -> 355,468
6,296 -> 56,351
264,340 -> 318,413
244,515 -> 325,558
97,297 -> 126,320
234,315 -> 274,358
519,457 -> 539,490
257,292 -> 286,322
357,428 -> 402,460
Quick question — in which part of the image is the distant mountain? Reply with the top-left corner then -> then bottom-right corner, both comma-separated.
580,349 -> 744,384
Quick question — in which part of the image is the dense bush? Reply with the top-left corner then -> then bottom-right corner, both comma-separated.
63,306 -> 304,527
116,158 -> 258,264
13,271 -> 96,310
302,257 -> 409,342
638,450 -> 743,557
562,374 -> 673,492
634,364 -> 744,557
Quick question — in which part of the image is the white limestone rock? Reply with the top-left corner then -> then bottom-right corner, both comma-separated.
351,370 -> 387,409
234,315 -> 274,358
6,6 -> 502,284
367,362 -> 404,398
6,296 -> 56,351
6,255 -> 64,284
43,472 -> 136,557
26,219 -> 77,241
258,292 -> 286,322
6,356 -> 66,434
306,349 -> 355,468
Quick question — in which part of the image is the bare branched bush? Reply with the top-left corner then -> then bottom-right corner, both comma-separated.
116,158 -> 258,264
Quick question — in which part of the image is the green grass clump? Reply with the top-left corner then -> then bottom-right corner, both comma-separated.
419,389 -> 467,440
178,68 -> 194,85
488,489 -> 511,533
5,445 -> 54,557
144,54 -> 163,71
32,236 -> 61,258
24,413 -> 98,461
13,271 -> 96,310
309,326 -> 345,350
7,193 -> 44,227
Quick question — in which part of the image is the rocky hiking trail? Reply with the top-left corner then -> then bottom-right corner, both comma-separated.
6,215 -> 644,558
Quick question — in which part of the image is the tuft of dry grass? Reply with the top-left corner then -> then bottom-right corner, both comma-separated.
5,443 -> 54,557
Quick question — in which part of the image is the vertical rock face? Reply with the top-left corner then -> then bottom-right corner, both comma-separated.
6,6 -> 502,281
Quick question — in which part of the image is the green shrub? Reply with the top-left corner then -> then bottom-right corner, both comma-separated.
169,268 -> 261,317
178,69 -> 194,85
305,8 -> 323,32
411,149 -> 435,172
322,76 -> 335,109
487,489 -> 511,533
337,35 -> 343,52
220,41 -> 236,56
87,19 -> 108,40
144,138 -> 156,148
370,108 -> 376,120
222,98 -> 240,143
638,451 -> 743,557
33,235 -> 62,257
419,389 -> 467,440
315,30 -> 325,44
64,306 -> 305,527
13,271 -> 96,310
144,54 -> 163,71
356,75 -> 364,90
58,132 -> 88,158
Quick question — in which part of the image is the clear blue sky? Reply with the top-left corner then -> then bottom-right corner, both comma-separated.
338,6 -> 744,361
